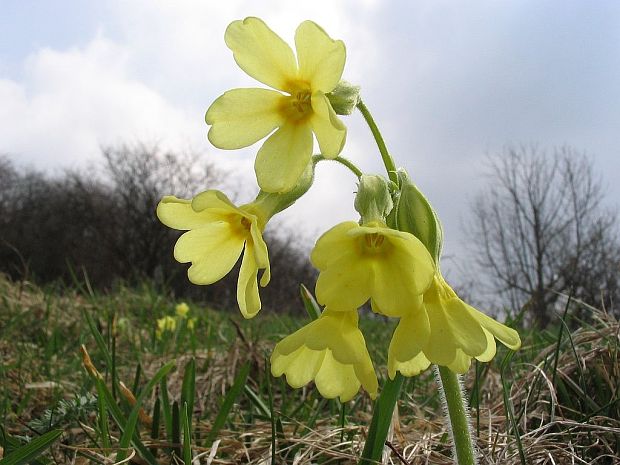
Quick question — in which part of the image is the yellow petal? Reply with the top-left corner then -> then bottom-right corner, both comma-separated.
475,328 -> 497,363
254,123 -> 313,193
314,351 -> 360,402
237,242 -> 261,318
465,304 -> 522,351
447,350 -> 472,374
310,92 -> 346,158
191,190 -> 237,212
442,298 -> 488,357
271,346 -> 324,388
174,223 -> 245,285
225,17 -> 298,91
310,221 -> 358,270
206,88 -> 285,149
157,196 -> 221,230
354,354 -> 379,399
315,252 -> 372,309
389,310 -> 430,362
295,20 -> 345,92
388,351 -> 430,379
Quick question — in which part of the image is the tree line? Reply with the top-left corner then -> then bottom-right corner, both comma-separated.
0,144 -> 316,313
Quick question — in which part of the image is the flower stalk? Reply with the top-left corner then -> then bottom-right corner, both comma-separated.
437,365 -> 478,465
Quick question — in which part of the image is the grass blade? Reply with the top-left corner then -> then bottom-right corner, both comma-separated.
300,284 -> 321,321
203,362 -> 250,447
500,351 -> 526,465
116,361 -> 175,462
182,402 -> 192,465
0,429 -> 62,465
181,357 -> 196,429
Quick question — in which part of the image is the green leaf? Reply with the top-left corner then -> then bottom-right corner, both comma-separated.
300,284 -> 321,321
0,429 -> 62,465
204,362 -> 250,447
116,361 -> 175,462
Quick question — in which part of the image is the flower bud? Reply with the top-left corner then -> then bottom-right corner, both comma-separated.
393,169 -> 443,262
326,80 -> 361,115
354,174 -> 393,224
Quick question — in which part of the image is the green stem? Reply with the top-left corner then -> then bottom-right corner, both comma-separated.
437,365 -> 478,465
356,99 -> 398,184
313,154 -> 363,178
359,374 -> 404,464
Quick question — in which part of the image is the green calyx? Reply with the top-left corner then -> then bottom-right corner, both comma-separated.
249,159 -> 315,222
391,169 -> 443,263
354,174 -> 393,225
326,80 -> 361,115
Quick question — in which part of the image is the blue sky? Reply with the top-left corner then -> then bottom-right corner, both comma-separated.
2,0 -> 619,280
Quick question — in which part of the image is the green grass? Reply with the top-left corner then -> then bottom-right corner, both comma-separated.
0,274 -> 618,464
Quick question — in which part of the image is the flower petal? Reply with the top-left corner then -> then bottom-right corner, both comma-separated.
447,350 -> 472,374
388,351 -> 430,379
271,346 -> 324,388
315,252 -> 372,309
174,223 -> 245,285
314,351 -> 360,401
389,310 -> 431,362
310,221 -> 358,270
310,92 -> 346,158
237,241 -> 261,318
465,304 -> 522,351
206,88 -> 285,150
157,196 -> 221,230
191,190 -> 237,212
254,122 -> 313,193
295,21 -> 345,92
475,328 -> 497,363
225,17 -> 298,91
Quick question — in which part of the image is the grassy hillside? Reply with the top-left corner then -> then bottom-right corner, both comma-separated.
0,274 -> 618,464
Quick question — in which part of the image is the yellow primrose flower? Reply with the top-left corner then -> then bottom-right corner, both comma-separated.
271,309 -> 378,402
175,302 -> 190,318
310,221 -> 435,317
156,315 -> 177,340
187,317 -> 197,331
206,17 -> 347,193
157,190 -> 270,319
388,274 -> 522,378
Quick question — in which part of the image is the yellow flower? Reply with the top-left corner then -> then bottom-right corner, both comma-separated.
175,302 -> 190,318
187,317 -> 197,331
156,315 -> 177,340
271,310 -> 378,402
310,221 -> 435,317
157,190 -> 270,319
206,17 -> 347,193
388,274 -> 522,378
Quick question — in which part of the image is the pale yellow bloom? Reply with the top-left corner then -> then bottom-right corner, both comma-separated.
157,190 -> 270,319
156,315 -> 177,340
206,17 -> 347,193
310,221 -> 435,317
271,310 -> 378,402
388,274 -> 522,377
187,317 -> 197,331
175,302 -> 190,318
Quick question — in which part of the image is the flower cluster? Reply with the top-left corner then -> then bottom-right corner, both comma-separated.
156,302 -> 197,340
157,17 -> 521,403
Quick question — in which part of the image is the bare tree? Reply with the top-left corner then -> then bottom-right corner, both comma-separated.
466,146 -> 620,327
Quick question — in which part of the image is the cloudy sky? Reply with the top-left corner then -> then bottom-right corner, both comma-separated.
2,0 -> 619,276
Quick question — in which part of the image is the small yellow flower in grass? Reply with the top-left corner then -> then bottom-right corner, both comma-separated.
271,309 -> 378,402
310,221 -> 435,317
175,302 -> 190,318
157,190 -> 270,319
388,274 -> 522,378
156,315 -> 177,340
187,317 -> 197,331
206,17 -> 347,193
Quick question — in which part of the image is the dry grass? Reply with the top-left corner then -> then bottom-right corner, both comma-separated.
1,275 -> 619,464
